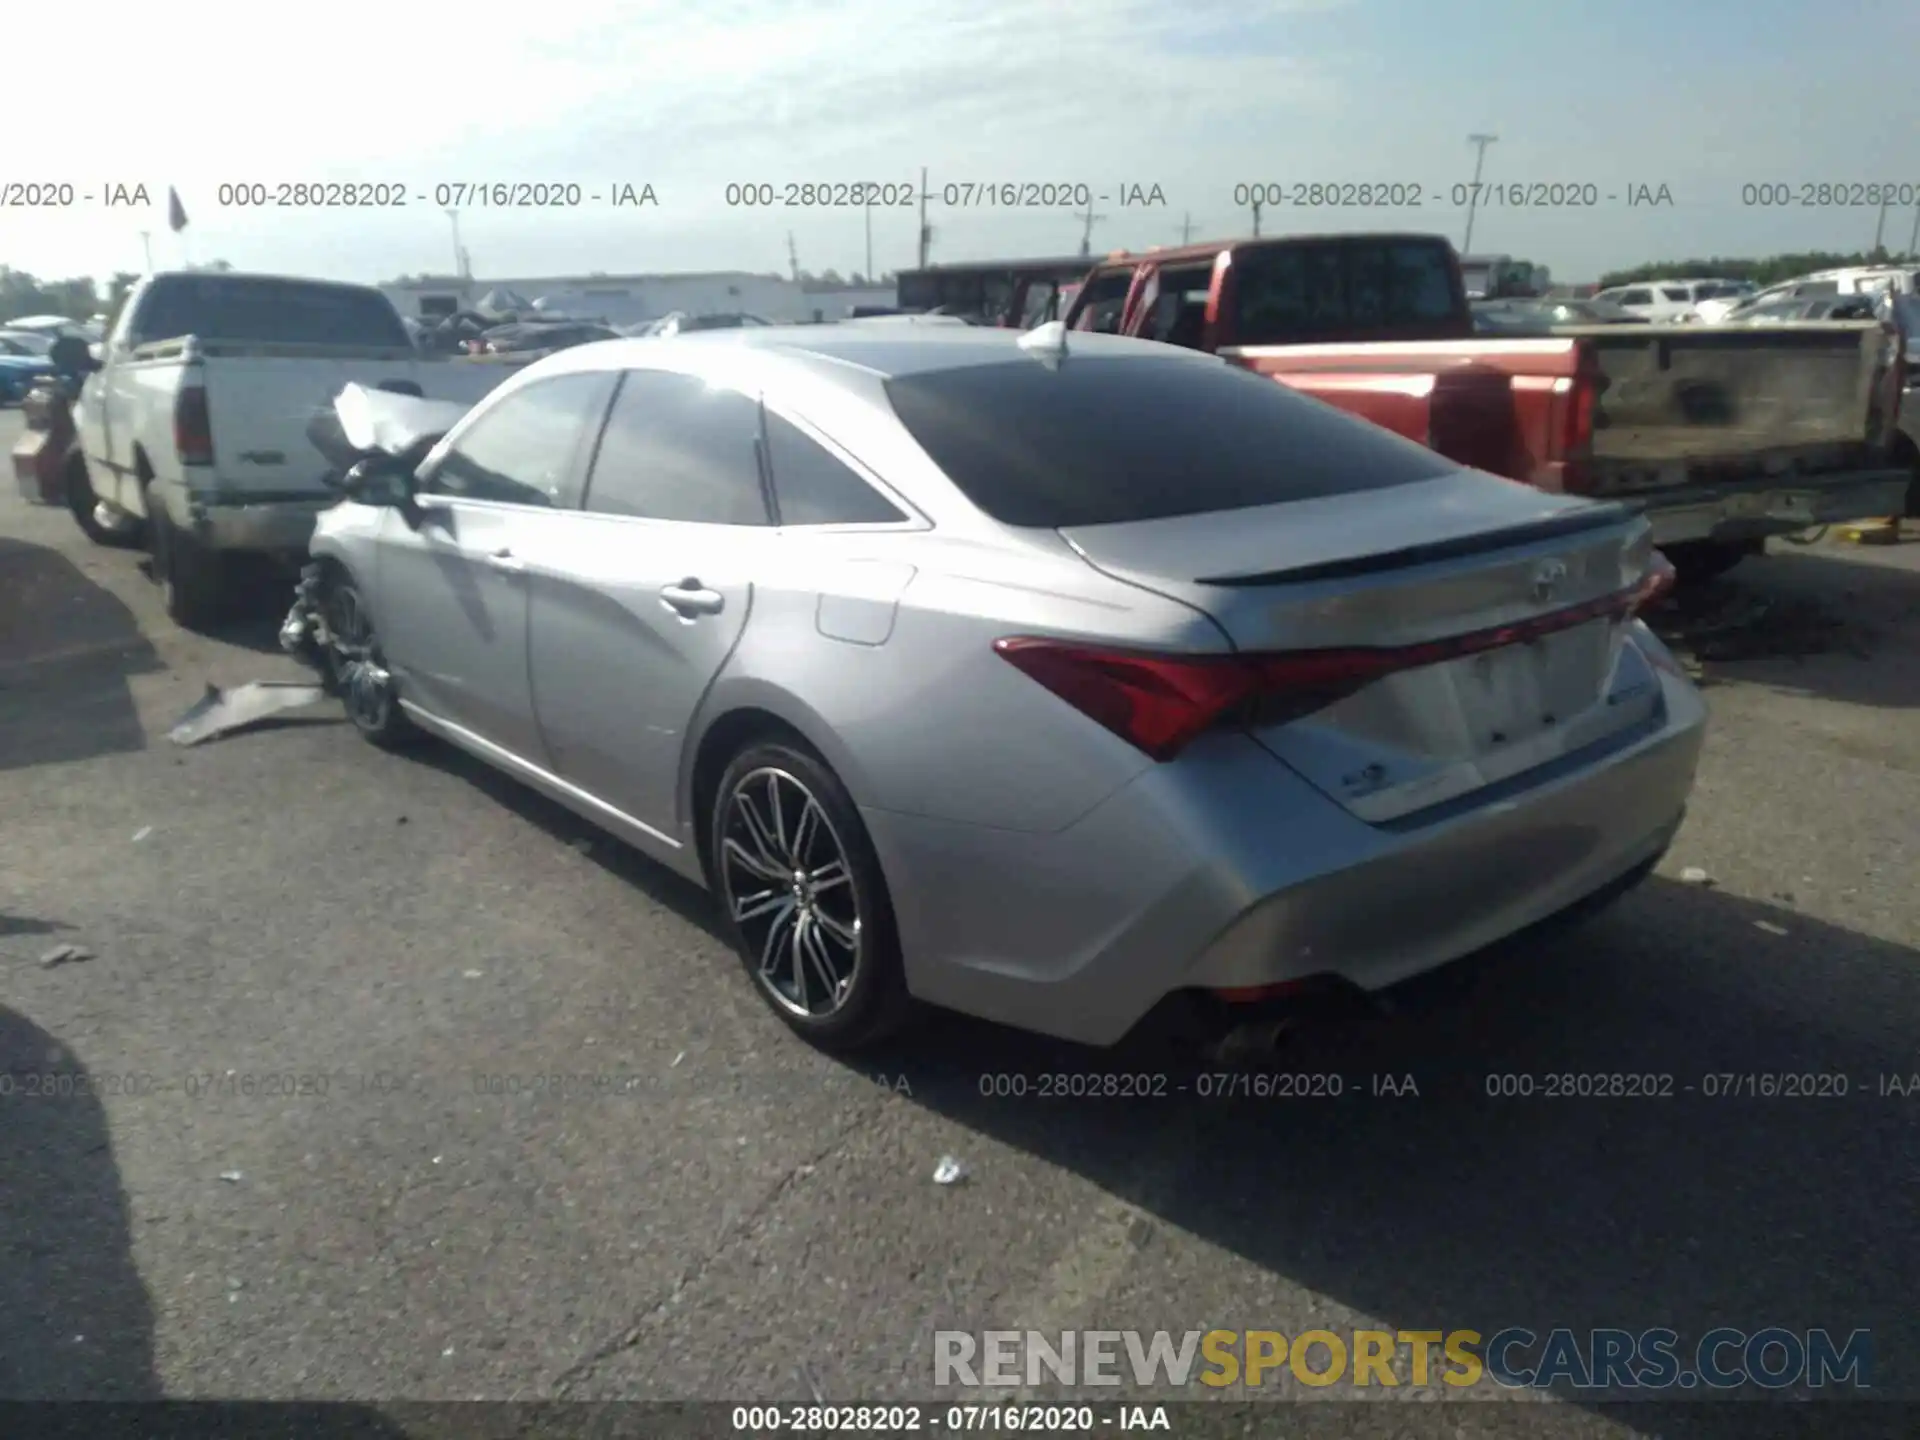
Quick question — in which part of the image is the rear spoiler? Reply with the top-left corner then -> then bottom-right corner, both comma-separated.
1197,504 -> 1635,586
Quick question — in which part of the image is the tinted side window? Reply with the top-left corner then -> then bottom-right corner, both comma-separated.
585,370 -> 769,525
1142,268 -> 1213,346
1618,289 -> 1653,306
1070,270 -> 1135,332
427,372 -> 615,507
762,410 -> 907,526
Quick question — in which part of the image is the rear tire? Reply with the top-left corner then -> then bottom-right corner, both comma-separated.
710,740 -> 915,1052
66,456 -> 142,549
146,489 -> 228,630
1665,539 -> 1756,587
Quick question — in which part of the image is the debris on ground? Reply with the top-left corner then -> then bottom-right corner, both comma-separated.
1679,867 -> 1715,887
38,943 -> 93,969
1754,920 -> 1790,937
932,1155 -> 969,1185
218,1170 -> 244,1183
462,969 -> 483,979
168,681 -> 331,747
131,826 -> 153,842
568,838 -> 594,855
1645,584 -> 1875,666
798,1361 -> 826,1404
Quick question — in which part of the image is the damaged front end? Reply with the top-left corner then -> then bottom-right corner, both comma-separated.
280,562 -> 397,729
280,564 -> 334,679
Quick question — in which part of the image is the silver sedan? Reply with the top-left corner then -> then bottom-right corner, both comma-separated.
294,325 -> 1706,1052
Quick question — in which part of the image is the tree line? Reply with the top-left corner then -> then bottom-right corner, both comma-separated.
1597,248 -> 1911,290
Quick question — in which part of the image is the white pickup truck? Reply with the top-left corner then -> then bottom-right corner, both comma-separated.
73,270 -> 511,627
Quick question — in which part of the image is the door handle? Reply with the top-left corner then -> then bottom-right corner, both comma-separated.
660,579 -> 725,617
484,546 -> 525,573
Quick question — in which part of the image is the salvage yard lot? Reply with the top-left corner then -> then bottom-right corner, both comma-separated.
1,408 -> 1917,1434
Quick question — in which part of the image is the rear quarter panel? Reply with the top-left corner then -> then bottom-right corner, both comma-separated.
693,530 -> 1223,836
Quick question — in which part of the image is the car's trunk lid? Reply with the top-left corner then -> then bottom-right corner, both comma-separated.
1058,471 -> 1667,823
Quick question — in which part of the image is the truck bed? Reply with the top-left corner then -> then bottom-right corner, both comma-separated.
1223,322 -> 1899,501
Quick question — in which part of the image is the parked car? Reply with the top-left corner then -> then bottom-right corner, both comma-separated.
641,312 -> 774,337
1472,298 -> 1644,331
0,342 -> 57,405
1593,278 -> 1750,323
72,271 -> 514,626
476,321 -> 621,355
1063,233 -> 1910,581
280,324 -> 1702,1053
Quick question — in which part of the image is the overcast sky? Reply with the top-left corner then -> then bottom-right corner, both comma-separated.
8,0 -> 1919,289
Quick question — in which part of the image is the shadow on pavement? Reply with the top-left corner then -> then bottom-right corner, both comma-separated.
1648,545 -> 1920,710
412,740 -> 723,934
0,537 -> 159,770
135,551 -> 302,657
0,1006 -> 157,1399
872,878 -> 1917,1434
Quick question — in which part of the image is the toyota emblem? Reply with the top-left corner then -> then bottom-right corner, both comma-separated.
1530,559 -> 1568,603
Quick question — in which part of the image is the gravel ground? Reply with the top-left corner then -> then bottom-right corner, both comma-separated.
3,411 -> 1917,1438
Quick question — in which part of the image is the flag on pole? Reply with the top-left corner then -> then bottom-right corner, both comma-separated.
167,187 -> 188,234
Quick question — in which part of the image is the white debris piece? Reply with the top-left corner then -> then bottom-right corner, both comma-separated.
1754,920 -> 1789,936
932,1155 -> 969,1186
1678,867 -> 1715,886
132,826 -> 153,842
38,943 -> 93,969
218,1170 -> 244,1183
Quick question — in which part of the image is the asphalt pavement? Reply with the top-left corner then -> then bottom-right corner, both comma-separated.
2,409 -> 1917,1438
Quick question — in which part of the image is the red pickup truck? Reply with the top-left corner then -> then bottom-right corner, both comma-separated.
1062,233 -> 1909,579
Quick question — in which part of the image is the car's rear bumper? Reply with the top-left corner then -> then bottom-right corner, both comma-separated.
181,492 -> 332,557
867,666 -> 1706,1048
1639,468 -> 1910,546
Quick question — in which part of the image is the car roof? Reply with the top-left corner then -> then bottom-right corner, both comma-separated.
525,323 -> 1221,382
1084,232 -> 1457,273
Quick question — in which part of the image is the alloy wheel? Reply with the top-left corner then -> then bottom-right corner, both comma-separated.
718,767 -> 863,1019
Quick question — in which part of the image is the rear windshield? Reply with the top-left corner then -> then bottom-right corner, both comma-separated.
1231,239 -> 1463,344
132,276 -> 411,348
885,355 -> 1455,528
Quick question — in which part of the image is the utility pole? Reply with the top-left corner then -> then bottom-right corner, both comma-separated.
444,209 -> 465,278
917,167 -> 934,269
1077,197 -> 1107,257
1251,198 -> 1262,238
864,199 -> 874,282
1462,133 -> 1498,254
787,230 -> 800,282
1180,213 -> 1194,244
1908,201 -> 1920,259
1872,195 -> 1890,257
139,231 -> 153,273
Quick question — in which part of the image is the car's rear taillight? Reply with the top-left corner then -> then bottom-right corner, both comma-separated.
175,385 -> 214,466
1562,372 -> 1599,458
1630,551 -> 1677,614
996,571 -> 1672,761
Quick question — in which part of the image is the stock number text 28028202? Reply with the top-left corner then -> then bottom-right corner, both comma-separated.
211,182 -> 659,209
